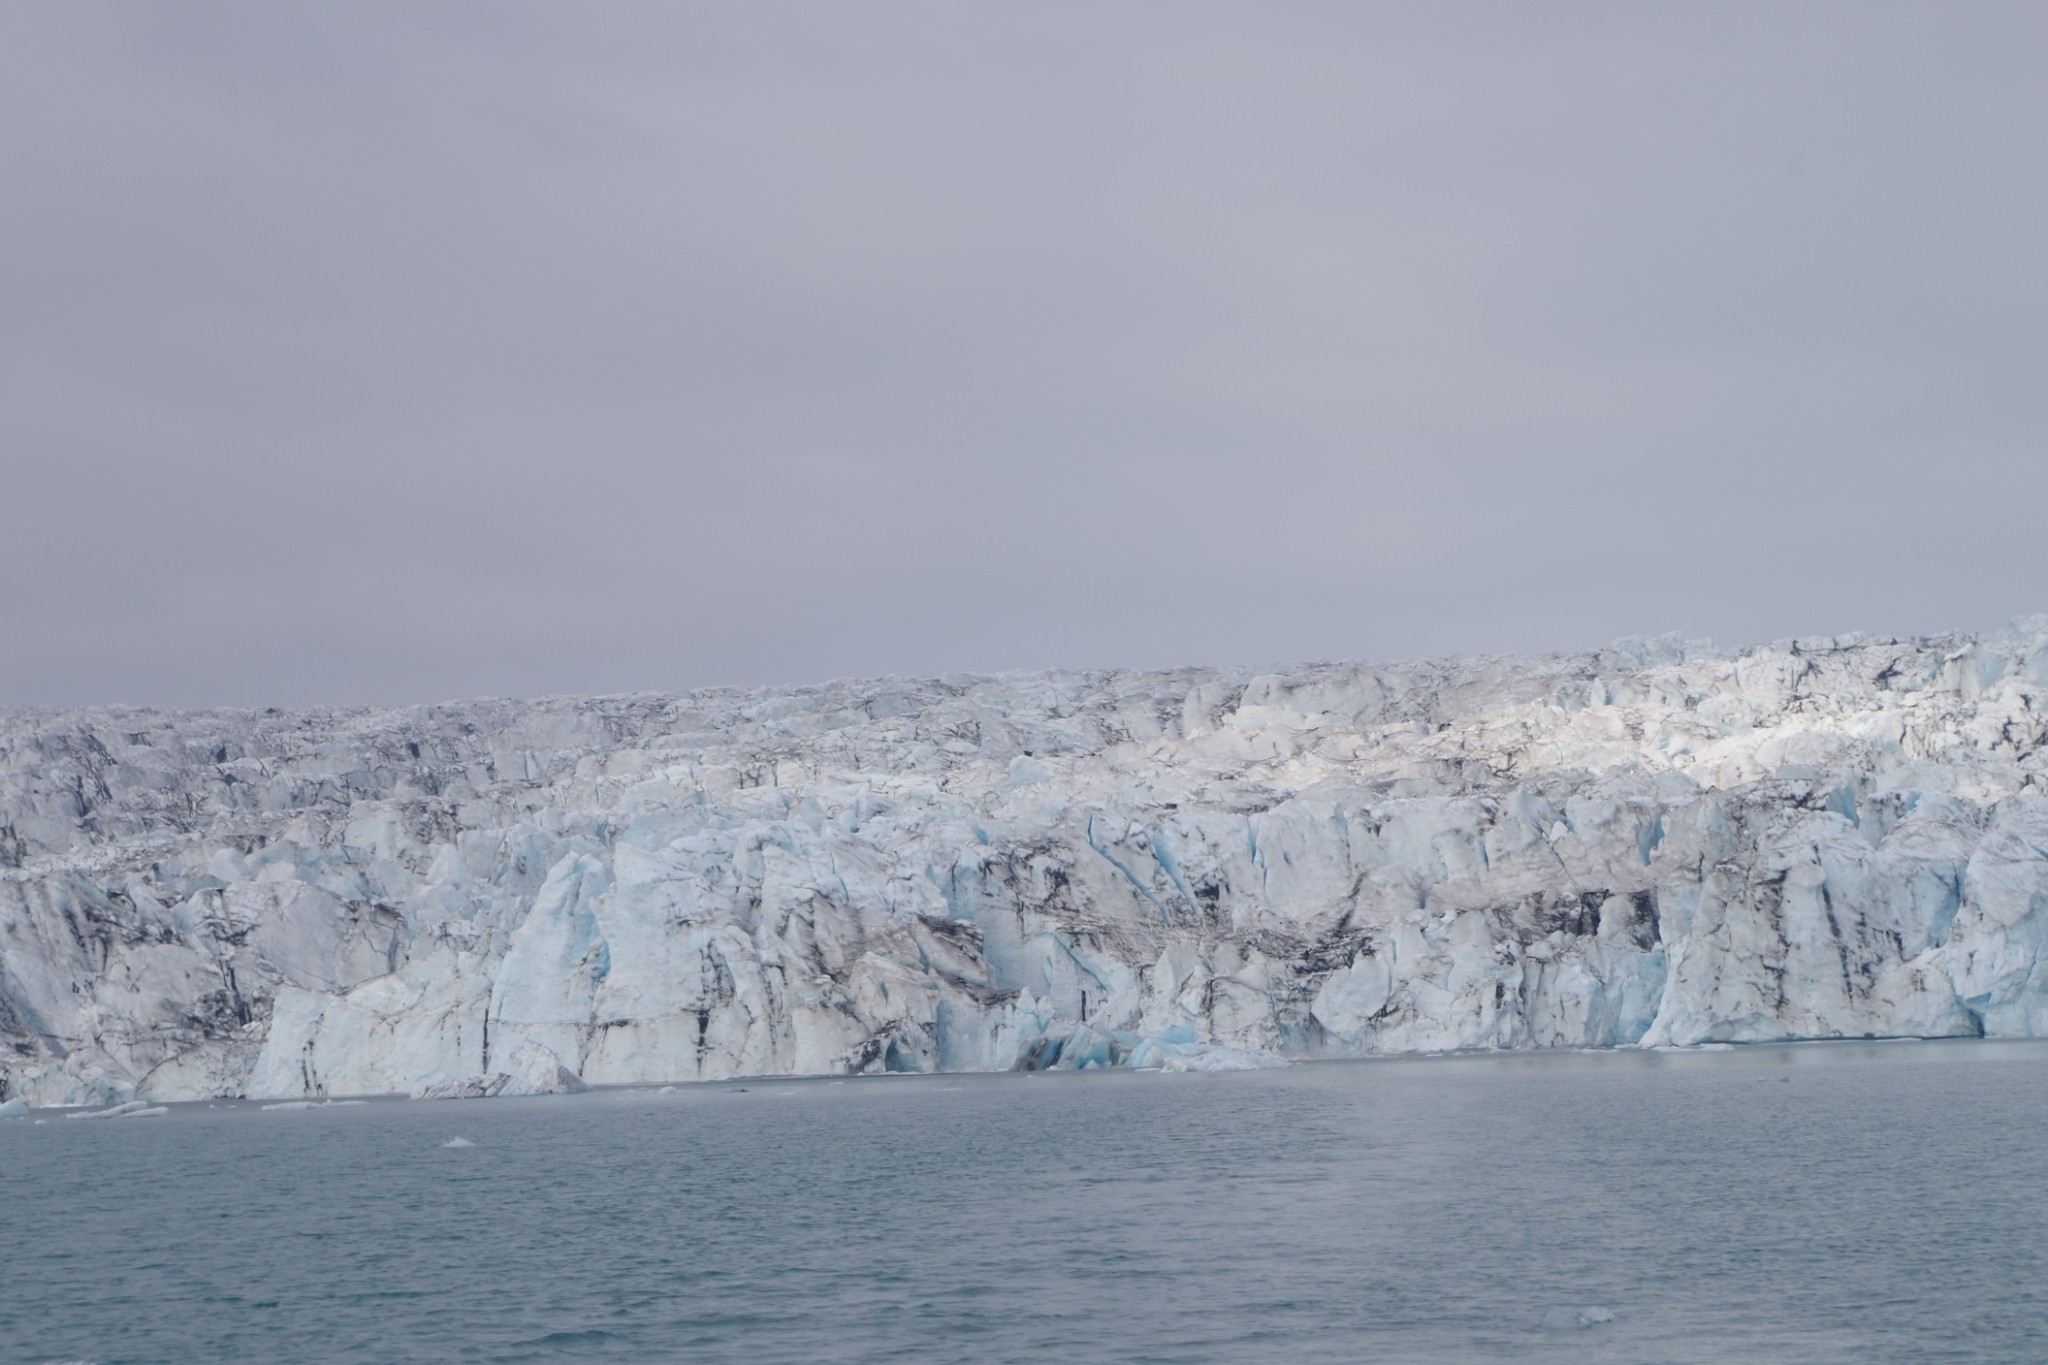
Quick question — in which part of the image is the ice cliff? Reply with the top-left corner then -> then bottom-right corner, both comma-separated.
4,623 -> 2048,1104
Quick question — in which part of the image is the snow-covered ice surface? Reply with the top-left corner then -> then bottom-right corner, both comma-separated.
4,621 -> 2048,1103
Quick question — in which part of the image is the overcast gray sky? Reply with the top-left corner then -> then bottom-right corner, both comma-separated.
4,2 -> 2043,707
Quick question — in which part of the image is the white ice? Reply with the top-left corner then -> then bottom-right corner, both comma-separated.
5,621 -> 2048,1102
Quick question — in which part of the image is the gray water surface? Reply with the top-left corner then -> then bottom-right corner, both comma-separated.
5,1042 -> 2045,1363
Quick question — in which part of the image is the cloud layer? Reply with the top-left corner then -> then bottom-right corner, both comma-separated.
5,2 -> 2043,705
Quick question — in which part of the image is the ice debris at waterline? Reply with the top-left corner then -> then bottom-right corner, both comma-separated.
63,1101 -> 164,1119
260,1099 -> 368,1112
407,1040 -> 591,1100
5,621 -> 2048,1106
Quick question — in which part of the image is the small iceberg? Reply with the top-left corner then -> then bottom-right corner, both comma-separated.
413,1073 -> 508,1101
66,1100 -> 154,1120
441,1136 -> 475,1148
260,1099 -> 369,1111
0,1097 -> 30,1120
1539,1306 -> 1615,1331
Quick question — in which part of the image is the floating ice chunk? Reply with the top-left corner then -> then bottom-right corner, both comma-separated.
498,1042 -> 589,1097
120,1106 -> 168,1118
66,1101 -> 153,1120
261,1099 -> 367,1111
0,1098 -> 29,1119
657,1086 -> 677,1095
412,1073 -> 510,1101
1538,1306 -> 1615,1331
441,1137 -> 475,1148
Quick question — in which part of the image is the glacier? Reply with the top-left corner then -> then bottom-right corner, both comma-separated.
3,622 -> 2047,1105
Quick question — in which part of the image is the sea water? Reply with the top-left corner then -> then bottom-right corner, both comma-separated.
4,1041 -> 2045,1363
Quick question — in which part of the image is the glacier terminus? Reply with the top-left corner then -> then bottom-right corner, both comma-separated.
4,622 -> 2048,1107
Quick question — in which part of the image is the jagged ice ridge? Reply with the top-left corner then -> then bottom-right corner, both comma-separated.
4,622 -> 2048,1106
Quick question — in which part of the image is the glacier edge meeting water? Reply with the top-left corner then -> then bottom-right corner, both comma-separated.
4,621 -> 2048,1105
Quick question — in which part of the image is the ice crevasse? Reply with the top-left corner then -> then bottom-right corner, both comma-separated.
4,622 -> 2048,1105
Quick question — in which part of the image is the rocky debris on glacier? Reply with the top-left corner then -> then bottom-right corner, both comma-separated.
3,621 -> 2048,1106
